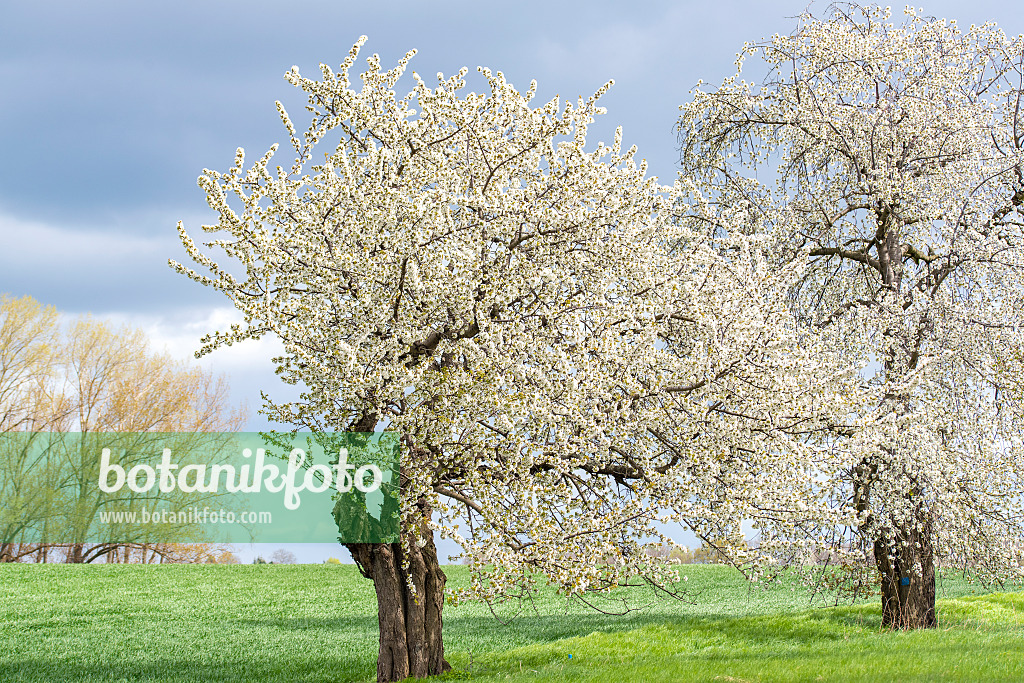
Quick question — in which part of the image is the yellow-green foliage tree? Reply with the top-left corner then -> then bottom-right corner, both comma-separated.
0,294 -> 246,563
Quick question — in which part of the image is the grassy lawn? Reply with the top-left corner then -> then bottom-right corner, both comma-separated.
0,563 -> 1020,682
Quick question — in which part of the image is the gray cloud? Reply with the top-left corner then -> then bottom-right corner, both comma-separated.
3,0 -> 1019,311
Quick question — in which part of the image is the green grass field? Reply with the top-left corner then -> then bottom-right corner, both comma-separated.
1,563 -> 1021,682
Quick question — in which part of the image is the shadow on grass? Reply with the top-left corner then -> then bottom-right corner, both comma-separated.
2,657 -> 370,683
237,615 -> 379,631
239,600 -> 884,654
15,594 -> 1011,683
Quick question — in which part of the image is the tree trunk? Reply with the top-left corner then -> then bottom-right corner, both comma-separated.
345,528 -> 450,682
873,510 -> 937,629
65,543 -> 84,563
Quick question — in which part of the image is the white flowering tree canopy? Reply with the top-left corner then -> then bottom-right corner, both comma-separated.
170,36 -> 835,604
678,3 -> 1024,602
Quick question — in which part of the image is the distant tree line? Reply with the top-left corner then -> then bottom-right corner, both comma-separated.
0,542 -> 238,564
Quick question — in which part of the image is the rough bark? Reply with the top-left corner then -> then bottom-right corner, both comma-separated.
873,510 -> 937,629
345,524 -> 450,682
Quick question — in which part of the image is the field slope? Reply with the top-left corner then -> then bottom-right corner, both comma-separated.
0,564 -> 1021,682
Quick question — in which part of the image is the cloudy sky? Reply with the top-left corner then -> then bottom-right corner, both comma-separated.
3,0 -> 1020,561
